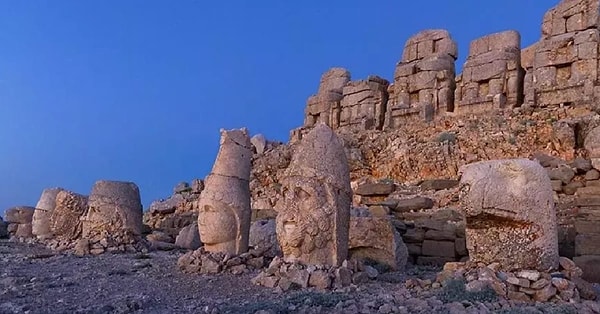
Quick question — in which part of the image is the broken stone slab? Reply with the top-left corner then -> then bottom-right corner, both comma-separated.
458,159 -> 559,271
349,216 -> 408,271
148,194 -> 185,215
420,179 -> 459,191
175,223 -> 201,250
354,183 -> 395,196
393,197 -> 434,212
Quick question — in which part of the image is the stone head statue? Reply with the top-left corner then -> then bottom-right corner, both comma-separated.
198,128 -> 252,255
276,123 -> 351,266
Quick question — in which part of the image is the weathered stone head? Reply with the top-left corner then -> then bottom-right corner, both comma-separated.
32,187 -> 65,238
276,123 -> 351,266
198,128 -> 252,255
459,159 -> 559,271
82,180 -> 143,239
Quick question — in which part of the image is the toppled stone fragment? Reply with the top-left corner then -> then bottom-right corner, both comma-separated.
32,187 -> 64,238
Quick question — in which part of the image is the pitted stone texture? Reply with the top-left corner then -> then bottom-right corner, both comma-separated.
457,30 -> 524,114
198,128 -> 252,255
349,216 -> 408,271
82,180 -> 143,244
529,0 -> 600,108
387,29 -> 457,128
276,124 -> 351,267
459,159 -> 559,271
50,190 -> 88,240
32,188 -> 65,238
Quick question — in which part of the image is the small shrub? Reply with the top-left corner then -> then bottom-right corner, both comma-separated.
437,278 -> 497,304
436,132 -> 457,144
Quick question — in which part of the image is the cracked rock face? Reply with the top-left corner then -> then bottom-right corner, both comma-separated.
276,123 -> 352,267
198,128 -> 252,255
458,159 -> 559,271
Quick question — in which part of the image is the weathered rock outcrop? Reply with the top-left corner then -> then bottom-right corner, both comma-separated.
459,159 -> 559,271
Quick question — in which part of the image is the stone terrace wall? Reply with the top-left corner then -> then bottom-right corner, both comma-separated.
292,0 -> 600,140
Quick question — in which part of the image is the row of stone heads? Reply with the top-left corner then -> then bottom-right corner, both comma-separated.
201,124 -> 562,273
2,180 -> 144,241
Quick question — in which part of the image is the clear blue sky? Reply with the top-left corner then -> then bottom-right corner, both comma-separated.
0,1 -> 554,214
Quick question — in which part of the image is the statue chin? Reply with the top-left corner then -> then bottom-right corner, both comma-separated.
204,239 -> 237,254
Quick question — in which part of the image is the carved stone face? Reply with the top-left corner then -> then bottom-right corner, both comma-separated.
198,202 -> 237,245
276,177 -> 337,263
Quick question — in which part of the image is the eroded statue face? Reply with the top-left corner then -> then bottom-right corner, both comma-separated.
198,202 -> 237,245
276,178 -> 335,261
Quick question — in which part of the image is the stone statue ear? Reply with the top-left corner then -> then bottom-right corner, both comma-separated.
324,184 -> 337,204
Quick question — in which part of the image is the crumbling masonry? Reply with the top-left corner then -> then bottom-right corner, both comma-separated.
291,0 -> 600,142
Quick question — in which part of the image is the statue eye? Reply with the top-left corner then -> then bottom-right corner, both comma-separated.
294,187 -> 309,199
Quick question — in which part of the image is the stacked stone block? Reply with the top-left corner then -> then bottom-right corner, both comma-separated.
385,29 -> 457,129
456,30 -> 524,114
527,0 -> 600,108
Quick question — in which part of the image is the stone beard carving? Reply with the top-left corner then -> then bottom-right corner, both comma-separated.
276,123 -> 352,267
198,128 -> 252,255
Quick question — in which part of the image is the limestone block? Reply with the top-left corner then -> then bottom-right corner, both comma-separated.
198,128 -> 252,255
276,124 -> 351,267
459,159 -> 559,271
349,216 -> 408,271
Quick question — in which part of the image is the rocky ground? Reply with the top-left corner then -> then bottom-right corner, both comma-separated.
1,240 -> 599,314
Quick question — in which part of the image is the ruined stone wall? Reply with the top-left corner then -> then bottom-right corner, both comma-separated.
456,31 -> 524,114
527,0 -> 600,108
293,0 -> 600,138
